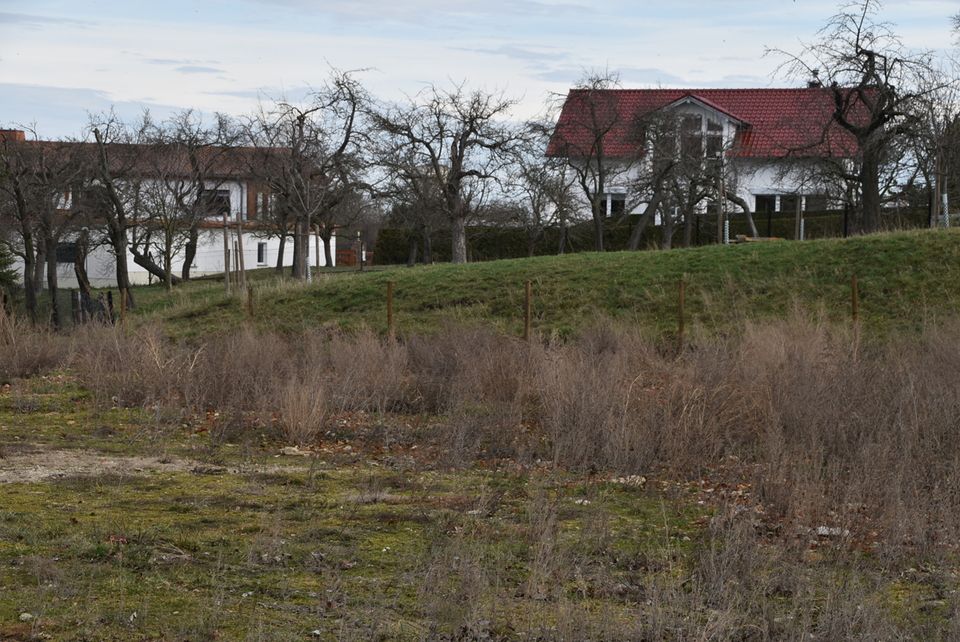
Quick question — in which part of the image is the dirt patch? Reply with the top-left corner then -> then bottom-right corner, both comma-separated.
0,445 -> 197,483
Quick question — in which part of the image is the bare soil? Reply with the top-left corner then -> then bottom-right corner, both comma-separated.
0,444 -> 197,483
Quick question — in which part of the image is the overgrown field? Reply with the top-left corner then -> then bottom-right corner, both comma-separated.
119,228 -> 960,340
4,310 -> 960,639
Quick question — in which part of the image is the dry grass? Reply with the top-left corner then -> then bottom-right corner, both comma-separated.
0,313 -> 71,382
48,314 -> 960,561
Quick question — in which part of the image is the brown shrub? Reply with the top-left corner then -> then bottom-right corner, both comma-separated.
276,375 -> 327,445
0,315 -> 70,381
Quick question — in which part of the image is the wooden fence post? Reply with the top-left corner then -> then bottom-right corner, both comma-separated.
523,280 -> 532,342
236,222 -> 247,291
70,289 -> 80,325
119,287 -> 127,327
851,274 -> 859,324
386,281 -> 395,341
678,279 -> 686,352
246,285 -> 254,319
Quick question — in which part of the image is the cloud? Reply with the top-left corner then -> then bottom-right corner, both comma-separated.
205,85 -> 315,102
175,65 -> 224,74
453,44 -> 569,65
0,82 -> 187,139
241,0 -> 588,24
0,11 -> 93,28
533,66 -> 689,86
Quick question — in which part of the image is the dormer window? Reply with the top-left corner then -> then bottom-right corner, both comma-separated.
681,115 -> 703,159
706,119 -> 724,158
201,189 -> 231,218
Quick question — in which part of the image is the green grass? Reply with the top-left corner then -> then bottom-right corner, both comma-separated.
2,377 -> 956,639
128,228 -> 960,339
0,378 -> 713,640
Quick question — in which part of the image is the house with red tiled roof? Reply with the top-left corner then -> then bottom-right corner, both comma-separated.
548,87 -> 859,238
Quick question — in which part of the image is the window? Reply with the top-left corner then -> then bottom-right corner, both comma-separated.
55,242 -> 78,264
604,192 -> 626,218
755,195 -> 777,214
705,119 -> 724,158
780,194 -> 800,214
201,189 -> 231,217
805,194 -> 830,212
680,115 -> 704,159
257,242 -> 267,265
256,191 -> 273,218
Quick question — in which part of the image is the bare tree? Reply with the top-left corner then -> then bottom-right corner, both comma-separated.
772,0 -> 943,233
0,131 -> 42,321
548,71 -> 643,252
374,82 -> 519,264
87,111 -> 153,307
507,121 -> 578,256
137,111 -> 240,289
245,70 -> 369,279
0,128 -> 84,326
380,149 -> 447,266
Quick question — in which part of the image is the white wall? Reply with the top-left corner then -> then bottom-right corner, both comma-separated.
13,229 -> 336,289
75,230 -> 334,288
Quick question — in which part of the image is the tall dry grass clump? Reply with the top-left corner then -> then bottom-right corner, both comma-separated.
0,313 -> 71,381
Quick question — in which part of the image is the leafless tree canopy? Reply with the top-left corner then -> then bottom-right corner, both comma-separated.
373,83 -> 519,264
244,69 -> 371,278
771,0 -> 951,233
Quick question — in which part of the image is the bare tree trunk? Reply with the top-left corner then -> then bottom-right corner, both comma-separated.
860,144 -> 882,234
163,228 -> 174,292
73,229 -> 92,298
44,236 -> 60,329
450,216 -> 468,264
557,219 -> 568,255
628,193 -> 663,251
181,223 -> 199,280
291,224 -> 300,277
33,244 -> 45,297
726,192 -> 759,237
407,233 -> 418,267
109,226 -> 134,309
21,233 -> 38,323
131,245 -> 181,286
661,211 -> 678,250
681,212 -> 693,247
321,232 -> 333,268
591,201 -> 605,252
275,233 -> 286,272
422,227 -> 433,264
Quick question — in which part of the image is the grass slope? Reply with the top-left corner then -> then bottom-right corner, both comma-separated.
136,228 -> 960,339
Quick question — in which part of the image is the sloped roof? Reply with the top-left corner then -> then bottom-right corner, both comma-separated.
547,87 -> 860,160
4,136 -> 285,180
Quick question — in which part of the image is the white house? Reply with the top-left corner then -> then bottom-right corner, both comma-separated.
547,87 -> 859,235
1,129 -> 335,289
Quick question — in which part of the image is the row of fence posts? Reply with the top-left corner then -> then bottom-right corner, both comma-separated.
368,275 -> 864,348
65,287 -> 128,327
7,270 -> 868,341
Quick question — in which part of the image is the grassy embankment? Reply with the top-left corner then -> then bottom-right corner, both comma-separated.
126,228 -> 960,339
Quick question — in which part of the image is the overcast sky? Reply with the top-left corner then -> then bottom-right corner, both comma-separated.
0,0 -> 956,138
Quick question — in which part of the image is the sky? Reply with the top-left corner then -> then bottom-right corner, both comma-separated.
0,0 -> 957,139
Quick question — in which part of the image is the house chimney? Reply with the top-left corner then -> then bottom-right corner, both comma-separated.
0,129 -> 26,142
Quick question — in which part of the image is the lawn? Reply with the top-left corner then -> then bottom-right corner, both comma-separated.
119,228 -> 960,340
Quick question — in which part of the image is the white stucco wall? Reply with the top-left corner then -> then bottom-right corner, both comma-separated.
9,175 -> 338,289
46,229 -> 336,288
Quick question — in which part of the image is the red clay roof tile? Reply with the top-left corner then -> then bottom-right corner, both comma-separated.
547,87 -> 860,160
